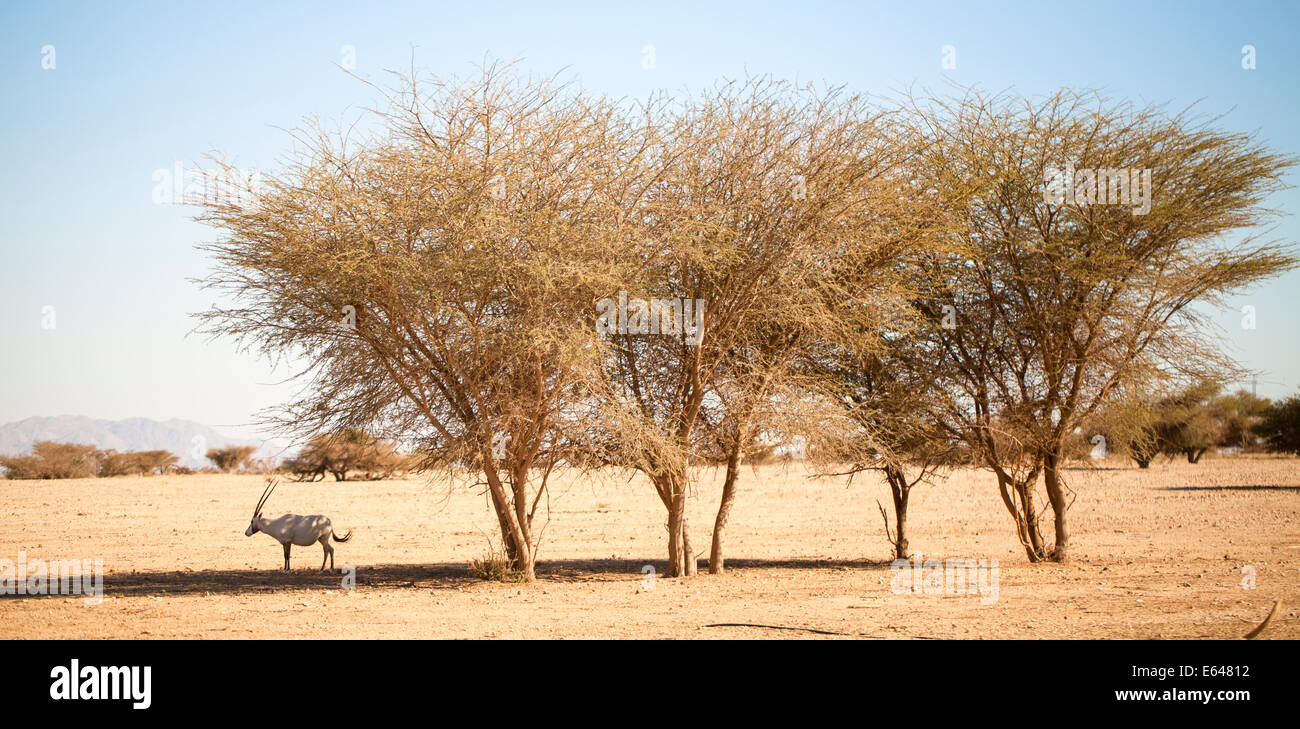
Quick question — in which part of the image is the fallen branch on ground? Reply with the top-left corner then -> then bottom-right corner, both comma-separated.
1243,600 -> 1281,640
703,622 -> 938,639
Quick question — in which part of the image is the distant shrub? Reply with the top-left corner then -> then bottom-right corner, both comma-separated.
100,449 -> 178,476
0,442 -> 186,479
0,454 -> 46,479
1,441 -> 103,479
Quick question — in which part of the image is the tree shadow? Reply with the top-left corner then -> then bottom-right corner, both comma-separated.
540,556 -> 893,582
1062,465 -> 1134,471
1,563 -> 474,600
1161,485 -> 1300,492
0,557 -> 896,599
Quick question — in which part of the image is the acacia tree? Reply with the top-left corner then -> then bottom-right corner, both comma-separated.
100,450 -> 179,476
905,89 -> 1297,561
810,340 -> 960,560
285,429 -> 408,481
694,350 -> 788,574
697,330 -> 822,574
1084,393 -> 1164,468
799,111 -> 961,561
206,445 -> 257,473
596,79 -> 897,577
1256,392 -> 1300,454
1085,383 -> 1269,467
695,217 -> 913,573
1214,389 -> 1272,452
1154,382 -> 1227,463
197,64 -> 645,581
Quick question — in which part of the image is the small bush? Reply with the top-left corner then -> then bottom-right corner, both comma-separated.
469,550 -> 527,582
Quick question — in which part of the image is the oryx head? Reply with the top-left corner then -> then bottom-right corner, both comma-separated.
245,479 -> 277,536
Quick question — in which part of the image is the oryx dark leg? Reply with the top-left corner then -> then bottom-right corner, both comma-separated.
320,536 -> 333,571
282,541 -> 291,571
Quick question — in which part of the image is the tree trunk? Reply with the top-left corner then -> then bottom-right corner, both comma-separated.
1042,449 -> 1070,563
997,472 -> 1048,562
493,493 -> 520,565
681,499 -> 697,576
709,448 -> 741,574
483,461 -> 535,581
658,468 -> 697,577
884,464 -> 911,560
664,473 -> 685,577
509,461 -> 534,565
1019,480 -> 1047,561
641,456 -> 705,579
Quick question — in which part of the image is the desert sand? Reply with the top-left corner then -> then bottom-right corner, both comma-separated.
1,457 -> 1296,639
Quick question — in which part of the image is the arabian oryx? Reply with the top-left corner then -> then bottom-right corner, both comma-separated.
244,480 -> 352,571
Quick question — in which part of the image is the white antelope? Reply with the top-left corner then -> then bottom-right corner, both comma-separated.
244,480 -> 352,571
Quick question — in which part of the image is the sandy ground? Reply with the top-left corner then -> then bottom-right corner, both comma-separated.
1,457 -> 1297,639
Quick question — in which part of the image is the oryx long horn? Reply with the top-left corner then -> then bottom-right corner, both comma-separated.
253,479 -> 277,516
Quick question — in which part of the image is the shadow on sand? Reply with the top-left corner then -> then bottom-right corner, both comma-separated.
2,557 -> 894,600
1160,484 -> 1300,492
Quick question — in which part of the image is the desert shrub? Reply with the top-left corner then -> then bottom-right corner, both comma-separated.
0,454 -> 46,479
1,444 -> 183,479
470,549 -> 528,582
0,441 -> 103,479
142,450 -> 180,473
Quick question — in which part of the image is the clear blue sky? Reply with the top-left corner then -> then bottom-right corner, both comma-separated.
2,0 -> 1298,436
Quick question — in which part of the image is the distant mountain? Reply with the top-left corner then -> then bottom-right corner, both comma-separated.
0,416 -> 291,469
